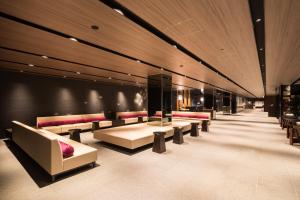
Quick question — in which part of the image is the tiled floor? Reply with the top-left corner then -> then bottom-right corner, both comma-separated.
0,109 -> 299,200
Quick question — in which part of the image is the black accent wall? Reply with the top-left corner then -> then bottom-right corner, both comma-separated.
0,71 -> 147,135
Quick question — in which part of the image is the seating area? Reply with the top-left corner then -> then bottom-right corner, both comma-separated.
37,113 -> 112,134
0,1 -> 300,199
12,121 -> 98,181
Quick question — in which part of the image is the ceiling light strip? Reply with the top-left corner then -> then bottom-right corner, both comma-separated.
248,0 -> 266,95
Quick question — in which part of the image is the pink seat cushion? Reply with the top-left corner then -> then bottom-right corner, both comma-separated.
58,141 -> 74,158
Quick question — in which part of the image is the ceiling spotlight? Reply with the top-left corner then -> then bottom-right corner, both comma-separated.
76,71 -> 81,74
108,77 -> 112,79
199,61 -> 202,64
259,48 -> 263,51
173,45 -> 177,49
136,60 -> 141,63
28,64 -> 34,67
41,55 -> 48,59
69,37 -> 78,42
256,18 -> 262,22
91,25 -> 99,30
114,9 -> 124,15
160,68 -> 164,71
128,73 -> 131,76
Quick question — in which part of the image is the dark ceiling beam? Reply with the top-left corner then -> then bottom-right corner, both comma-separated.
249,0 -> 266,95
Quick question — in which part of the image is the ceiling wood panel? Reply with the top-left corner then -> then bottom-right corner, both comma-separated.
0,17 -> 252,97
265,0 -> 300,95
117,0 -> 264,97
0,0 -> 255,97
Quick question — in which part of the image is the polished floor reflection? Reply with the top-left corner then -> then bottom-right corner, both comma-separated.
0,109 -> 299,200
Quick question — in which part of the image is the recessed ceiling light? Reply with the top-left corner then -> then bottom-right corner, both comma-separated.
69,37 -> 78,42
136,60 -> 141,63
76,71 -> 81,74
41,55 -> 48,59
199,61 -> 202,64
28,64 -> 34,67
114,9 -> 124,15
256,18 -> 262,22
173,45 -> 177,49
108,77 -> 112,79
91,25 -> 99,30
160,68 -> 164,71
128,73 -> 131,76
259,48 -> 263,51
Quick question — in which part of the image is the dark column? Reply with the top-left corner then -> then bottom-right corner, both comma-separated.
204,89 -> 214,109
264,95 -> 279,117
231,94 -> 237,114
148,74 -> 172,124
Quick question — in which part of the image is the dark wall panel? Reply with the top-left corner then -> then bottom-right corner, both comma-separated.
0,71 -> 147,134
264,95 -> 279,117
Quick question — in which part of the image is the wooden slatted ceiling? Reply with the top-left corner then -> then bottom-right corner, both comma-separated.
117,0 -> 264,97
265,0 -> 300,95
0,48 -> 207,91
0,0 -> 254,97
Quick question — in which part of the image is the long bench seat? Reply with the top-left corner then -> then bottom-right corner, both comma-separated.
116,111 -> 148,124
37,113 -> 112,134
12,121 -> 97,181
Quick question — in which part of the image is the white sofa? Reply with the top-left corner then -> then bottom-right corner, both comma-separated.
12,121 -> 98,181
37,113 -> 112,134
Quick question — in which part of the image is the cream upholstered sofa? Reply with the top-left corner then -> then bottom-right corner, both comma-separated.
12,121 -> 97,181
116,111 -> 148,124
37,113 -> 112,134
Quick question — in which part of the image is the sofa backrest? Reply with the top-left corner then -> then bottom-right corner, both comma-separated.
172,111 -> 210,120
116,111 -> 148,119
37,113 -> 106,128
12,121 -> 63,175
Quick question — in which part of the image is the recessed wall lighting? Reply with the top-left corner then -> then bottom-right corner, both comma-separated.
91,25 -> 99,30
108,77 -> 112,79
41,55 -> 48,59
114,9 -> 124,15
76,71 -> 81,74
69,37 -> 78,42
28,64 -> 34,67
256,18 -> 261,22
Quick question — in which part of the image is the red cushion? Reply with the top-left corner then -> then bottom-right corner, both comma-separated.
58,141 -> 74,158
